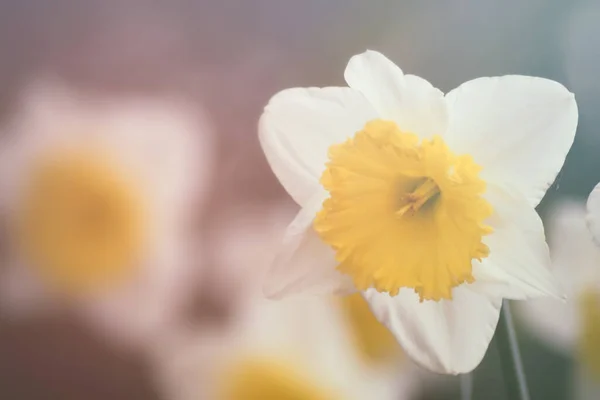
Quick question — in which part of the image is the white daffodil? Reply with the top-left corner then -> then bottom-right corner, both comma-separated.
516,200 -> 600,398
152,295 -> 418,400
259,50 -> 578,374
0,81 -> 213,348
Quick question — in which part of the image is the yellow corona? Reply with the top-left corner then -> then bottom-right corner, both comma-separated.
15,148 -> 147,294
218,358 -> 336,400
315,120 -> 493,301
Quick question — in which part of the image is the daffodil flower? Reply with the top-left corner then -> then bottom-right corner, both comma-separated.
517,200 -> 600,398
153,296 -> 418,400
258,50 -> 578,373
0,81 -> 212,347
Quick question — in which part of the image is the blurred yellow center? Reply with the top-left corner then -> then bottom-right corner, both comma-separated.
219,358 -> 336,400
15,149 -> 147,294
579,288 -> 600,379
314,120 -> 493,301
340,293 -> 400,363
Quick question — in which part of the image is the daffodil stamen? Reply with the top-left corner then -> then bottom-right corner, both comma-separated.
314,119 -> 493,301
395,178 -> 440,217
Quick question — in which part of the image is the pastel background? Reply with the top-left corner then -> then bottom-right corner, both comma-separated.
0,0 -> 597,399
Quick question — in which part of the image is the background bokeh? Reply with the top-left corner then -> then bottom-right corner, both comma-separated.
0,0 -> 598,399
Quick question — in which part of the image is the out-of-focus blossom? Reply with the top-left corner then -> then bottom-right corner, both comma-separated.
152,295 -> 419,400
258,50 -> 578,374
150,198 -> 420,399
516,200 -> 600,397
515,201 -> 590,354
0,80 -> 213,348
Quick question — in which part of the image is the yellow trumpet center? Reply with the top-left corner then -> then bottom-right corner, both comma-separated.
339,293 -> 401,363
14,148 -> 148,294
314,119 -> 493,301
218,358 -> 337,400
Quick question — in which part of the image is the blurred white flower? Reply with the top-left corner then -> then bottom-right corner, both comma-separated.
258,50 -> 578,374
516,201 -> 594,352
152,295 -> 419,400
150,198 -> 423,399
0,80 -> 213,348
516,199 -> 600,397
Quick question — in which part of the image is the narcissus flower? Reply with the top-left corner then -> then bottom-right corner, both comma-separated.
0,81 -> 212,347
153,296 -> 418,400
259,50 -> 578,373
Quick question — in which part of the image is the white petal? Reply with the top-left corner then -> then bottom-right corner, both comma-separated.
470,187 -> 562,300
80,238 -> 197,349
344,50 -> 448,137
445,75 -> 578,207
263,191 -> 355,299
259,87 -> 377,206
587,183 -> 600,245
363,287 -> 502,374
99,99 -> 214,214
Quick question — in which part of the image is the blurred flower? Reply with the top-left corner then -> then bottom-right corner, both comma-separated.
258,50 -> 578,373
150,197 -> 421,399
153,295 -> 418,400
516,200 -> 600,397
0,80 -> 213,348
515,201 -> 590,354
338,292 -> 402,365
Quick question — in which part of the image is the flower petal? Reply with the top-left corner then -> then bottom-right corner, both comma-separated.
259,87 -> 377,206
79,233 -> 199,348
263,191 -> 355,299
470,187 -> 562,300
362,286 -> 502,374
80,237 -> 196,349
444,75 -> 578,207
99,99 -> 214,215
344,50 -> 448,137
587,183 -> 600,245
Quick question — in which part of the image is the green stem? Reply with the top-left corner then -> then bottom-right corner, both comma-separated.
460,373 -> 473,400
496,300 -> 530,400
